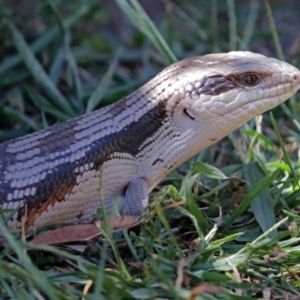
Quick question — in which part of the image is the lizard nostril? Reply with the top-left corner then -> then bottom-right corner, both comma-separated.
291,72 -> 300,83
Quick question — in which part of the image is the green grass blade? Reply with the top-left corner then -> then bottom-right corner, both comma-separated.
5,21 -> 77,117
44,0 -> 66,35
249,217 -> 288,247
270,112 -> 299,188
0,224 -> 62,300
115,0 -> 177,63
180,173 -> 211,232
155,202 -> 184,257
224,169 -> 280,229
49,46 -> 64,85
64,33 -> 84,113
191,161 -> 227,180
0,2 -> 95,73
86,50 -> 120,113
210,0 -> 220,52
264,0 -> 284,60
226,0 -> 237,51
241,0 -> 259,47
2,105 -> 41,131
24,85 -> 70,121
244,162 -> 277,238
172,3 -> 207,41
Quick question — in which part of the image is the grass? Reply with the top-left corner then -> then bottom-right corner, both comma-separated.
0,0 -> 300,299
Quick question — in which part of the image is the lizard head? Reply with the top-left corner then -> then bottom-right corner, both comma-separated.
163,51 -> 300,159
140,52 -> 300,185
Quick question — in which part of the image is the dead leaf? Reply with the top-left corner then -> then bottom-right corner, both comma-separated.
32,215 -> 143,245
190,283 -> 222,297
30,199 -> 186,246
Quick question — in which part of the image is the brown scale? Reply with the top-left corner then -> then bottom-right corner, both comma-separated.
18,183 -> 75,231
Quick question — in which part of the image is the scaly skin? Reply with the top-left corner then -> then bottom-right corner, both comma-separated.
0,51 -> 299,238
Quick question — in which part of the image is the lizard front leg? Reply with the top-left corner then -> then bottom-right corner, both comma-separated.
121,177 -> 149,215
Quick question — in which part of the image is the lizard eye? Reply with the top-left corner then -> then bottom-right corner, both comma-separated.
183,108 -> 195,120
241,73 -> 259,86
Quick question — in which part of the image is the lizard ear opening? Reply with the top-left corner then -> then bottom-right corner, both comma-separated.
183,108 -> 195,120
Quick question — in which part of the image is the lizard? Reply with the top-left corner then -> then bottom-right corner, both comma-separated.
0,51 -> 299,239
